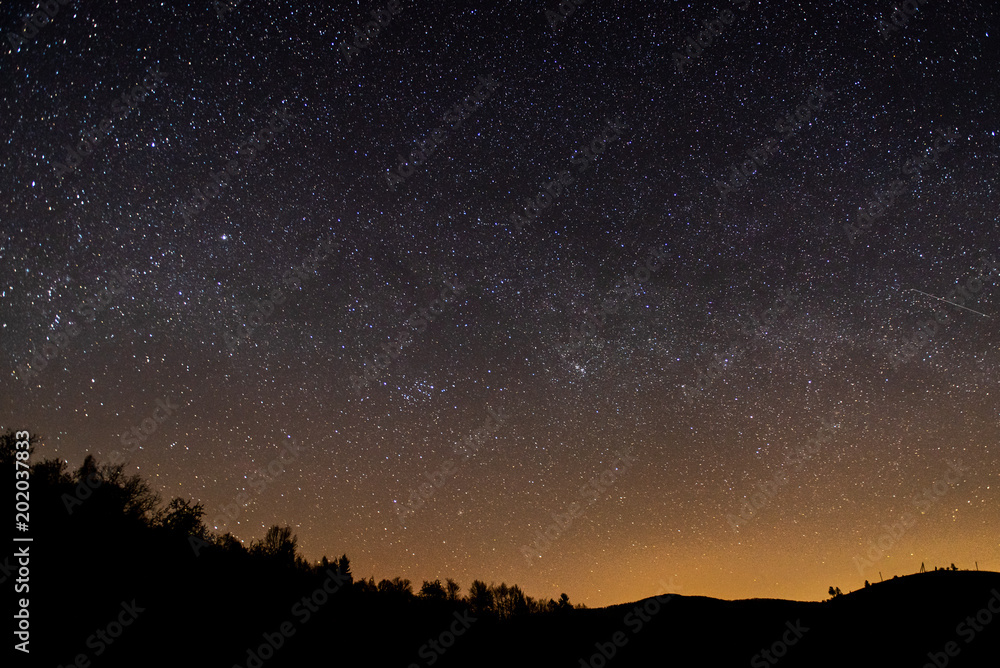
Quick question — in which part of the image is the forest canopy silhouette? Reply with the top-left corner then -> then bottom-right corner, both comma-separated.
4,430 -> 584,667
7,430 -> 999,668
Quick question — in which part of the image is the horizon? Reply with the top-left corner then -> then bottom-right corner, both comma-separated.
18,435 -> 1000,608
4,0 -> 999,625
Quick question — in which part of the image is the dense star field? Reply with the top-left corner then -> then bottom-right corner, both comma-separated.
2,0 -> 998,607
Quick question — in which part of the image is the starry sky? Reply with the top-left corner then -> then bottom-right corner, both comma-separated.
2,0 -> 998,607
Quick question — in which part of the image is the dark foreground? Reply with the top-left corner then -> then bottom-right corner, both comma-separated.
4,442 -> 998,667
16,542 -> 1000,668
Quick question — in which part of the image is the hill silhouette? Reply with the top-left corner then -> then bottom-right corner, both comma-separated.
4,432 -> 997,667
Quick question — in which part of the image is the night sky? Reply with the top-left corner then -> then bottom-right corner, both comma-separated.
2,0 -> 998,607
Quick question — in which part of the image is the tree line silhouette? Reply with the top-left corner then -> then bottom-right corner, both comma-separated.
3,430 -> 578,637
5,429 -> 1000,668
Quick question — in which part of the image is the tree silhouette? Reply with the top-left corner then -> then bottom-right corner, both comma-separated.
468,579 -> 495,615
356,576 -> 377,594
78,453 -> 99,484
157,497 -> 206,538
0,430 -> 38,469
32,456 -> 69,487
84,457 -> 161,523
420,579 -> 447,601
252,525 -> 298,565
394,576 -> 413,596
338,554 -> 353,584
11,438 -> 659,668
445,578 -> 461,602
213,532 -> 247,555
509,584 -> 528,617
490,582 -> 529,619
494,582 -> 511,618
378,577 -> 413,597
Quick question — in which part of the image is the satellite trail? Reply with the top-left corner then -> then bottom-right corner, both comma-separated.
904,289 -> 991,318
